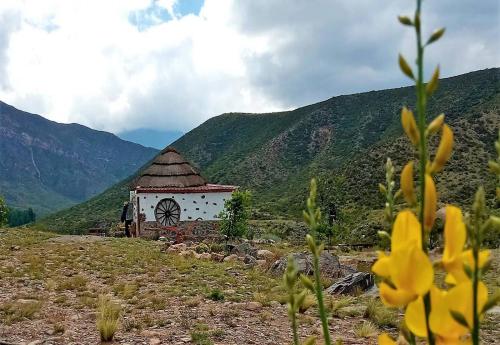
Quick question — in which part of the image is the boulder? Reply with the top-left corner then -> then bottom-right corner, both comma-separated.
245,301 -> 262,311
231,242 -> 258,257
223,254 -> 239,262
325,272 -> 374,295
166,243 -> 187,253
256,259 -> 267,267
179,250 -> 196,258
269,251 -> 343,278
243,254 -> 257,265
199,253 -> 211,260
211,253 -> 225,262
256,249 -> 274,260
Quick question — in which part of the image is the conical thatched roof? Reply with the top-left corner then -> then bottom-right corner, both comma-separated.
134,147 -> 207,188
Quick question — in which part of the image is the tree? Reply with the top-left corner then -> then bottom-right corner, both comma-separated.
0,196 -> 8,227
219,190 -> 252,240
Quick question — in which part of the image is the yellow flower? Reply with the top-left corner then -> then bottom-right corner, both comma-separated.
445,249 -> 491,285
391,210 -> 422,251
378,333 -> 397,345
431,124 -> 454,173
401,107 -> 420,146
427,113 -> 445,136
448,281 -> 488,329
442,206 -> 466,273
379,245 -> 433,307
424,174 -> 437,231
401,161 -> 416,205
405,295 -> 427,338
373,211 -> 433,308
429,286 -> 469,343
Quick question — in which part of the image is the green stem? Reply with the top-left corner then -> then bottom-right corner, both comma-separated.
409,333 -> 417,345
291,311 -> 300,345
414,1 -> 434,344
313,251 -> 332,345
472,218 -> 480,345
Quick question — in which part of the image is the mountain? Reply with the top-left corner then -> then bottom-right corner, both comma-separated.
0,101 -> 158,216
38,68 -> 500,235
117,128 -> 183,149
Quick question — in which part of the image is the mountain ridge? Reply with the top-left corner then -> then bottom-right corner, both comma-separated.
38,68 -> 500,235
0,101 -> 158,215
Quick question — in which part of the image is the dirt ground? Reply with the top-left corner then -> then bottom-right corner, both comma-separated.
0,229 -> 498,345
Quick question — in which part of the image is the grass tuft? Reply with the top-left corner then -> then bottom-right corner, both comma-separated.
96,295 -> 120,341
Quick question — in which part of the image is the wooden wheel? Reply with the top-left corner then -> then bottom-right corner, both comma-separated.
154,198 -> 180,226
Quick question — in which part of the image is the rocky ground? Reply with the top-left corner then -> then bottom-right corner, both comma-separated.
0,229 -> 498,345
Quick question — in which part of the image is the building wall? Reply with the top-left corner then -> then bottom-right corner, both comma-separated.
132,191 -> 232,222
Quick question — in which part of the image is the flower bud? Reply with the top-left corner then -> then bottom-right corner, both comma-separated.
306,234 -> 316,253
398,15 -> 413,26
300,275 -> 315,292
424,174 -> 437,231
427,113 -> 445,136
426,66 -> 440,95
488,161 -> 500,174
401,161 -> 416,205
430,124 -> 453,173
379,183 -> 387,195
399,54 -> 415,80
295,290 -> 307,310
401,107 -> 420,146
427,28 -> 446,45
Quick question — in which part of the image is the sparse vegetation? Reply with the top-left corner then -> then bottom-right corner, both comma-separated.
96,295 -> 121,342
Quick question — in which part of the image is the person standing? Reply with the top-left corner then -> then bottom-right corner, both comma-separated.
121,201 -> 133,237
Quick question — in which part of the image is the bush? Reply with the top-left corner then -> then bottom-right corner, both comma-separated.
207,289 -> 224,301
219,190 -> 252,240
96,295 -> 120,341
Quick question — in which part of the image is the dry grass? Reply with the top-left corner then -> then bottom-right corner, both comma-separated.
0,300 -> 42,324
96,295 -> 120,341
354,321 -> 378,338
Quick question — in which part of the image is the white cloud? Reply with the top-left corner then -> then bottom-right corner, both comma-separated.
0,0 -> 497,133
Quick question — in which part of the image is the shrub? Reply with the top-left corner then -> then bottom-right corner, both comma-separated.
207,289 -> 224,301
96,295 -> 120,341
219,190 -> 252,240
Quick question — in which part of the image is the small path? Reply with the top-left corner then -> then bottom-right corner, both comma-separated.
46,235 -> 108,243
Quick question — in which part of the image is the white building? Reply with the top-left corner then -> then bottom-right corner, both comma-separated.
130,147 -> 236,239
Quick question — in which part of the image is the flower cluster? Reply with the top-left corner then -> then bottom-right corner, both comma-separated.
374,1 -> 498,344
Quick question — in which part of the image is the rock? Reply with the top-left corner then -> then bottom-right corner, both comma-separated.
223,254 -> 239,262
269,251 -> 343,278
243,254 -> 257,265
245,301 -> 262,311
149,338 -> 161,345
179,250 -> 196,258
256,249 -> 274,260
325,272 -> 374,295
211,253 -> 225,262
256,260 -> 267,267
231,242 -> 257,257
166,243 -> 187,253
199,253 -> 211,260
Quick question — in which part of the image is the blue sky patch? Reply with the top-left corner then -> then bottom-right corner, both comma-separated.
129,0 -> 204,31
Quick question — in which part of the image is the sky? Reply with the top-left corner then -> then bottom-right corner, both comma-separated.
0,0 -> 498,135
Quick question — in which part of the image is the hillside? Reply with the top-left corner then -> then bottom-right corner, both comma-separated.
38,68 -> 500,235
0,101 -> 158,215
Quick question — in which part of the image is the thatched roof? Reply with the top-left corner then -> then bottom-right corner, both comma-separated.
134,147 -> 207,188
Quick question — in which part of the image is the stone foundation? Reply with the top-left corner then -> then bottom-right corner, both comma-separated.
138,220 -> 221,242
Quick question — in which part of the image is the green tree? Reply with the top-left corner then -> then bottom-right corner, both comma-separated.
0,196 -> 8,227
219,190 -> 252,240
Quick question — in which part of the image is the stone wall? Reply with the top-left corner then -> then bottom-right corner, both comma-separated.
138,220 -> 221,242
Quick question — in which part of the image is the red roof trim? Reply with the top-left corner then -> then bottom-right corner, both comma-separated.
135,184 -> 237,194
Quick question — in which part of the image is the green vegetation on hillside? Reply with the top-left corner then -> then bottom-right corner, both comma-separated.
38,69 -> 500,238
